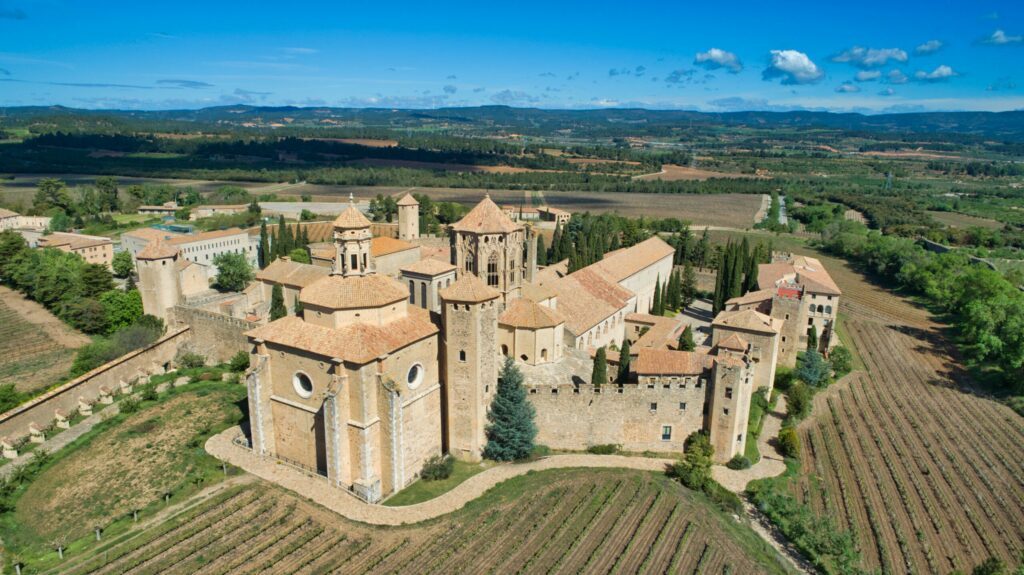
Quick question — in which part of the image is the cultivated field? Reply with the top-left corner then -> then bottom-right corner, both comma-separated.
926,210 -> 1004,230
50,469 -> 789,575
0,286 -> 90,393
790,284 -> 1024,573
634,164 -> 763,181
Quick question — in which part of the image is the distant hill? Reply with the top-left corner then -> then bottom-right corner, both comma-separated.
4,104 -> 1024,140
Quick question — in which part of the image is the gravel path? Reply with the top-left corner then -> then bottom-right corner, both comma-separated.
711,395 -> 788,493
206,427 -> 673,526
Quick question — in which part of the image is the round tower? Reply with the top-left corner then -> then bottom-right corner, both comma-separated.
331,194 -> 375,277
135,239 -> 182,322
397,193 -> 420,241
439,274 -> 501,462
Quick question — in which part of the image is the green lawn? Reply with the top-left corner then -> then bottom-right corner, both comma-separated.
382,459 -> 494,506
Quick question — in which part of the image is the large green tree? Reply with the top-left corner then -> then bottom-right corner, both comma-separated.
213,253 -> 254,292
99,288 -> 143,334
796,350 -> 830,387
112,251 -> 134,279
483,357 -> 537,461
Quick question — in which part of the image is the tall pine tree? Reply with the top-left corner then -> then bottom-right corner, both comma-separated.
592,346 -> 607,386
258,220 -> 270,269
269,284 -> 286,321
483,358 -> 537,461
651,278 -> 662,315
617,338 -> 632,383
678,325 -> 696,351
536,235 -> 547,266
682,262 -> 697,308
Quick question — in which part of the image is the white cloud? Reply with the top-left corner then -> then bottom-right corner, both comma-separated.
694,48 -> 743,73
914,40 -> 943,55
835,82 -> 860,93
762,50 -> 824,85
886,69 -> 909,84
282,47 -> 318,55
490,89 -> 539,105
980,29 -> 1023,45
914,65 -> 958,82
831,46 -> 908,68
878,87 -> 895,96
855,70 -> 881,82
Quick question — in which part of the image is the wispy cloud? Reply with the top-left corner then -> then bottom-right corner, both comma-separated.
0,68 -> 8,76
282,47 -> 318,55
979,29 -> 1022,45
0,78 -> 153,89
854,70 -> 881,82
443,84 -> 457,94
446,74 -> 457,80
490,89 -> 539,105
885,69 -> 908,85
878,87 -> 895,96
694,48 -> 743,73
914,40 -> 943,55
231,88 -> 272,102
538,72 -> 556,78
763,50 -> 823,85
914,65 -> 957,82
831,46 -> 907,68
157,79 -> 214,89
835,82 -> 860,93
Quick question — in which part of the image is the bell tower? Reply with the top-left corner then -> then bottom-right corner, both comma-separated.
397,193 -> 420,241
332,194 -> 375,277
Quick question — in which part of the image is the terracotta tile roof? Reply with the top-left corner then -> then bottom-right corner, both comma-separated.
167,227 -> 248,245
401,258 -> 457,276
712,308 -> 782,334
256,258 -> 330,288
332,204 -> 372,229
451,195 -> 522,234
520,281 -> 557,303
419,245 -> 451,263
396,193 -> 419,206
535,259 -> 568,284
0,208 -> 19,218
299,274 -> 409,309
499,298 -> 564,329
308,243 -> 334,260
716,332 -> 749,351
122,227 -> 184,242
246,308 -> 437,364
537,206 -> 570,216
758,256 -> 841,296
549,269 -> 632,335
714,354 -> 747,368
633,349 -> 713,376
371,236 -> 417,257
630,314 -> 682,350
725,288 -> 775,307
439,274 -> 500,303
136,239 -> 180,260
625,312 -> 662,325
39,232 -> 112,250
590,236 -> 674,283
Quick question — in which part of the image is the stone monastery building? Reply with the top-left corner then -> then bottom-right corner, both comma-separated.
200,193 -> 839,502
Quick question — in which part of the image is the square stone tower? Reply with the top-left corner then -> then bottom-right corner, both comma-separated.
397,192 -> 420,241
450,195 -> 528,301
439,274 -> 501,462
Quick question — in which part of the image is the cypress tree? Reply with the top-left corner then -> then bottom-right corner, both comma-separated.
258,220 -> 270,269
728,242 -> 744,299
592,346 -> 607,386
617,338 -> 632,383
293,295 -> 304,317
682,262 -> 697,308
743,250 -> 759,294
651,278 -> 662,314
550,224 -> 562,262
483,358 -> 537,461
678,325 -> 696,351
667,270 -> 680,310
807,324 -> 819,352
558,226 -> 572,263
269,284 -> 287,321
712,251 -> 726,314
124,274 -> 137,292
536,235 -> 547,266
696,228 -> 710,268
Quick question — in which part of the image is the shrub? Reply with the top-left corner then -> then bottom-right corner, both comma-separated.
726,455 -> 752,470
829,346 -> 853,377
796,351 -> 831,387
587,444 -> 620,455
786,382 -> 812,422
120,396 -> 141,414
177,351 -> 206,369
773,366 -> 795,391
531,444 -> 551,458
228,351 -> 250,373
140,385 -> 158,402
779,427 -> 801,459
420,455 -> 454,481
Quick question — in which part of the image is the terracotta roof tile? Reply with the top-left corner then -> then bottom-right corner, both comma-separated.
633,349 -> 714,376
401,258 -> 457,276
521,281 -> 557,303
725,288 -> 775,307
299,274 -> 409,309
256,258 -> 330,288
396,193 -> 419,206
39,232 -> 113,251
332,204 -> 372,229
716,332 -> 749,351
590,236 -> 674,283
549,270 -> 632,335
758,256 -> 841,296
246,310 -> 437,364
166,227 -> 248,246
0,208 -> 19,218
371,236 -> 416,257
499,298 -> 564,329
712,308 -> 782,334
451,195 -> 522,234
439,274 -> 500,303
136,239 -> 180,260
122,227 -> 184,242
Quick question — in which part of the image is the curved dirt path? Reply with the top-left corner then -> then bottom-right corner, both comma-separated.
712,395 -> 788,493
206,427 -> 673,526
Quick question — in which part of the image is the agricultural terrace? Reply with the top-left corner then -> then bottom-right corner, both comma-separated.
0,286 -> 90,394
746,240 -> 1024,573
50,469 -> 790,575
1,378 -> 247,568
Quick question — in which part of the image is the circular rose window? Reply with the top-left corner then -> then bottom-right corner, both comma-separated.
292,371 -> 314,398
407,363 -> 424,390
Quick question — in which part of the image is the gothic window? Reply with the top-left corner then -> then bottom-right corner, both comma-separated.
825,305 -> 832,315
421,283 -> 427,306
487,253 -> 499,287
408,280 -> 415,303
541,348 -> 548,361
465,252 -> 474,274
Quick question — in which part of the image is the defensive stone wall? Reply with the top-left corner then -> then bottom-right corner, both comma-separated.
0,327 -> 190,446
528,382 -> 707,454
172,306 -> 256,363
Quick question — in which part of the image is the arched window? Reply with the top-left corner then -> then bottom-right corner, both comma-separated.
408,280 -> 415,303
541,348 -> 548,361
487,252 -> 499,287
459,350 -> 467,362
465,252 -> 474,274
825,305 -> 832,315
817,304 -> 824,313
501,344 -> 509,356
421,282 -> 427,307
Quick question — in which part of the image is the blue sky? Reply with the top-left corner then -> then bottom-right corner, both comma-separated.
0,0 -> 1021,113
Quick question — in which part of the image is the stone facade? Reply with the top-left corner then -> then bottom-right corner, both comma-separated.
171,306 -> 255,363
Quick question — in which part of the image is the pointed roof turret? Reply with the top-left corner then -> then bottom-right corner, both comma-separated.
332,193 -> 372,229
136,239 -> 179,260
439,273 -> 500,303
396,192 -> 419,207
451,194 -> 521,234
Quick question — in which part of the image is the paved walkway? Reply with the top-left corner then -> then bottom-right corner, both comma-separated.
206,428 -> 673,526
712,395 -> 788,492
0,404 -> 120,479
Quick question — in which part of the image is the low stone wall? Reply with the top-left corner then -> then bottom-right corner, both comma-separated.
0,327 -> 190,446
172,306 -> 256,363
527,382 -> 708,454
